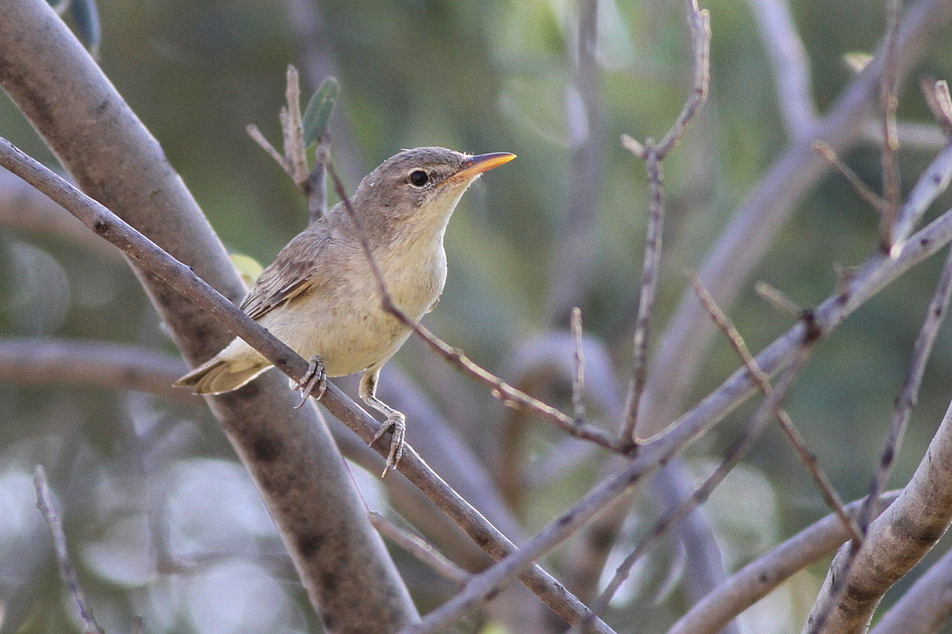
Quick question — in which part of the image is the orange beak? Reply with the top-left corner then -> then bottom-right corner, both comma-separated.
447,152 -> 516,183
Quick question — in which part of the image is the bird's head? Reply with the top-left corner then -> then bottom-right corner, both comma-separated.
351,147 -> 515,232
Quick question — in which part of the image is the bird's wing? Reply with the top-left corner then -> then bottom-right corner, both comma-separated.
239,230 -> 327,321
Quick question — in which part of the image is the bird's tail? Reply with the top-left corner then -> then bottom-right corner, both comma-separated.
174,354 -> 271,395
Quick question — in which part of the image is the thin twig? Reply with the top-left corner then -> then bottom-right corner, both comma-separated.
621,141 -> 664,443
284,65 -> 309,187
813,140 -> 889,214
322,157 -> 627,454
34,466 -> 106,634
620,0 -> 710,443
307,142 -> 328,223
693,275 -> 861,542
879,0 -> 904,254
369,511 -> 469,586
755,281 -> 803,317
921,77 -> 952,134
656,0 -> 711,158
891,138 -> 952,253
246,124 -> 289,172
571,307 -> 587,424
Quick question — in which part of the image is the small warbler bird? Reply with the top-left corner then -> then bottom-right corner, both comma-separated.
175,147 -> 515,474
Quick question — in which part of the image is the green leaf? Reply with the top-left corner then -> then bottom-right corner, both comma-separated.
302,77 -> 340,147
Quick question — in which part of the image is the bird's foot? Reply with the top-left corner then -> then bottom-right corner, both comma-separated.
370,412 -> 406,477
293,356 -> 326,409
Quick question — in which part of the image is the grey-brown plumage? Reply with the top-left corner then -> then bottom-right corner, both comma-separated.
175,147 -> 515,473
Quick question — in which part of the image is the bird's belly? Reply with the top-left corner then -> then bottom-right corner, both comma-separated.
260,287 -> 428,377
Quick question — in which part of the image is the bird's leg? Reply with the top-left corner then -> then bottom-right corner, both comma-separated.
293,355 -> 326,409
359,368 -> 406,477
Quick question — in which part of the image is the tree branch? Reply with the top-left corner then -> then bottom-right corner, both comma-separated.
0,2 -> 417,627
0,337 -> 194,402
669,492 -> 900,634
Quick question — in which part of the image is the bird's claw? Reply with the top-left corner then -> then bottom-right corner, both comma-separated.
371,413 -> 406,477
293,356 -> 326,409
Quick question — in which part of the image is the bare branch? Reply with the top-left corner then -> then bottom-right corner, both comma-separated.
578,365 -> 807,634
808,241 -> 952,633
34,466 -> 105,634
813,140 -> 888,214
870,545 -> 952,634
669,492 -> 900,634
755,281 -> 803,317
369,512 -> 469,586
571,307 -> 586,425
246,123 -> 289,172
656,0 -> 711,157
621,141 -> 664,443
0,337 -> 194,402
805,393 -> 952,632
283,65 -> 309,187
892,138 -> 952,251
879,0 -> 904,254
692,276 -> 860,541
921,78 -> 952,132
747,0 -> 817,136
860,117 -> 947,148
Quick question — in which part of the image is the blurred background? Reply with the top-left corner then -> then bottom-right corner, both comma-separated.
2,0 -> 952,632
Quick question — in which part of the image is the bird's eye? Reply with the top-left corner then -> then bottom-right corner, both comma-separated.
408,170 -> 430,187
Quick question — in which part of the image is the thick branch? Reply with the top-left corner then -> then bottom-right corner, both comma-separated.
669,493 -> 900,634
0,337 -> 193,402
804,393 -> 952,632
0,2 -> 417,629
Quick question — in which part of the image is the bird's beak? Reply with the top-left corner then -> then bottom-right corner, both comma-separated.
447,152 -> 516,183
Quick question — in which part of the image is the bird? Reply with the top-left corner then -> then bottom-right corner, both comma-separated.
175,146 -> 515,474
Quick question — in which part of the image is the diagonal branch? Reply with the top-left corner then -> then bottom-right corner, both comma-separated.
669,492 -> 900,634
